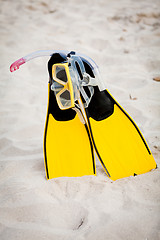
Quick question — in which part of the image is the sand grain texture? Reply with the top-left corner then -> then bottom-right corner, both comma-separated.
0,0 -> 160,239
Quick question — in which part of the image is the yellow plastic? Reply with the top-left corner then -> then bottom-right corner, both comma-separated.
43,84 -> 156,180
87,100 -> 156,180
43,85 -> 96,179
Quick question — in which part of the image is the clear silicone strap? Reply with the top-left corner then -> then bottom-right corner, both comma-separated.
69,52 -> 106,91
68,55 -> 92,107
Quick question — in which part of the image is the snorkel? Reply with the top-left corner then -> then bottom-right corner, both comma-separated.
10,50 -> 105,110
10,50 -> 68,72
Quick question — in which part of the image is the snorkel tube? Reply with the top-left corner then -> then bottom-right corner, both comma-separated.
10,50 -> 69,72
10,50 -> 106,109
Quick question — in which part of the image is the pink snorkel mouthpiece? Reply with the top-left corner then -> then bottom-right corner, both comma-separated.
10,58 -> 26,72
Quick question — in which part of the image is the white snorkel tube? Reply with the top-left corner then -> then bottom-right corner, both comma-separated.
10,50 -> 69,72
10,50 -> 106,108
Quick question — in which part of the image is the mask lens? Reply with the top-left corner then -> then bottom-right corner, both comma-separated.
60,90 -> 71,100
56,66 -> 68,83
59,90 -> 72,108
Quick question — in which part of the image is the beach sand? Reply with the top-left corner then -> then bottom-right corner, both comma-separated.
0,0 -> 160,239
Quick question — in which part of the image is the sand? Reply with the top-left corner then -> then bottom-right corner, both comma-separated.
0,0 -> 160,239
